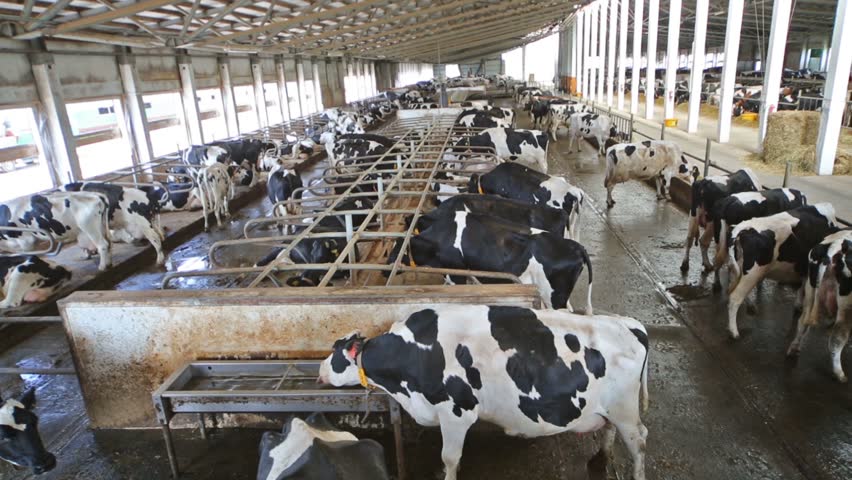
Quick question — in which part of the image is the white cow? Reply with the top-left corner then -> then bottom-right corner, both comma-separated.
604,140 -> 690,208
192,163 -> 234,230
568,112 -> 613,155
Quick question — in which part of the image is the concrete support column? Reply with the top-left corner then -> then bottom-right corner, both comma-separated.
358,60 -> 368,100
617,0 -> 628,109
369,61 -> 377,96
590,4 -> 598,100
572,18 -> 579,94
630,0 -> 644,114
577,10 -> 584,96
815,0 -> 852,175
597,0 -> 607,103
758,0 -> 793,147
250,56 -> 269,129
522,44 -> 527,82
645,0 -> 659,119
584,8 -> 591,97
819,38 -> 829,71
30,52 -> 81,184
294,57 -> 306,118
687,0 -> 709,133
177,54 -> 203,145
118,53 -> 153,165
218,56 -> 240,137
717,0 -> 744,143
312,59 -> 323,111
663,0 -> 681,120
799,39 -> 809,70
274,55 -> 291,121
606,0 -> 617,106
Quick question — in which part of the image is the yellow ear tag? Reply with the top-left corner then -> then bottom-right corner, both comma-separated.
478,182 -> 484,194
358,367 -> 372,389
414,228 -> 420,235
409,257 -> 417,268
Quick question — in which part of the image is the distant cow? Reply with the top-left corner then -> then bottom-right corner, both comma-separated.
191,163 -> 233,231
63,182 -> 166,265
454,110 -> 511,129
320,132 -> 400,167
548,102 -> 589,140
257,413 -> 389,480
319,305 -> 649,480
267,168 -> 303,219
681,169 -> 762,272
604,140 -> 690,209
389,211 -> 593,311
0,192 -> 112,270
787,229 -> 852,382
568,113 -> 613,155
0,255 -> 71,309
182,145 -> 229,166
448,128 -> 549,173
469,162 -> 585,240
0,388 -> 55,475
726,204 -> 839,339
530,100 -> 551,128
212,139 -> 276,168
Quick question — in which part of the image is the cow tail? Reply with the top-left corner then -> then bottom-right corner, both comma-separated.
714,220 -> 729,271
728,235 -> 744,294
604,150 -> 616,187
640,343 -> 649,413
581,245 -> 593,316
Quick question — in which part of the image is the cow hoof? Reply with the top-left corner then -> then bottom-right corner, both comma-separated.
785,347 -> 800,358
606,201 -> 615,209
702,264 -> 715,273
729,331 -> 740,340
712,282 -> 722,293
836,373 -> 848,383
680,261 -> 689,273
745,304 -> 757,315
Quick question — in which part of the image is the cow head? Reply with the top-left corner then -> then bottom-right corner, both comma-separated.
318,332 -> 365,386
0,388 -> 56,475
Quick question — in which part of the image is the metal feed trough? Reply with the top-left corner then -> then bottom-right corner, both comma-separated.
162,111 -> 530,292
153,360 -> 405,479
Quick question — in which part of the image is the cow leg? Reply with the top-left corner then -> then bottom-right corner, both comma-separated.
829,297 -> 850,382
611,417 -> 647,480
787,282 -> 816,356
654,177 -> 664,200
681,216 -> 698,272
587,421 -> 617,478
606,185 -> 616,209
140,223 -> 166,265
699,224 -> 715,271
727,269 -> 764,339
438,415 -> 474,480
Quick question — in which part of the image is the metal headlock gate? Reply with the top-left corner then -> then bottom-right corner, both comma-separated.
161,112 -> 528,290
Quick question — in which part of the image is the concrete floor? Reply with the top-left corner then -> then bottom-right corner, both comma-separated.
1,106 -> 850,480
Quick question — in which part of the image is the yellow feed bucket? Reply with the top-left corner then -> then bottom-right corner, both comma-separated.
741,112 -> 759,121
664,118 -> 678,127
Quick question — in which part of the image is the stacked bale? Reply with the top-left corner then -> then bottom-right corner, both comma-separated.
762,111 -> 852,175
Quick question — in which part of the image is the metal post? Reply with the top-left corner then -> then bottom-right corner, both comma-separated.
606,0 -> 617,106
275,55 -> 291,121
177,54 -> 203,145
663,0 -> 682,121
758,0 -> 793,148
815,0 -> 852,175
118,52 -> 154,165
629,112 -> 635,142
704,137 -> 712,177
597,0 -> 606,103
294,57 -> 306,118
617,0 -> 628,110
589,4 -> 598,100
630,0 -> 644,114
218,56 -> 240,137
645,0 -> 659,120
661,122 -> 666,140
161,422 -> 180,478
577,9 -> 584,96
198,413 -> 208,440
717,0 -> 745,143
312,59 -> 324,111
783,160 -> 792,187
390,400 -> 406,480
687,0 -> 709,133
250,56 -> 269,129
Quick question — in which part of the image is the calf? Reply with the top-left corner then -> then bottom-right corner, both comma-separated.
319,305 -> 649,480
0,192 -> 112,270
257,413 -> 389,480
711,188 -> 807,289
0,388 -> 55,475
390,211 -> 592,311
449,128 -> 549,173
568,113 -> 612,155
0,256 -> 71,309
530,100 -> 551,128
604,140 -> 690,208
416,194 -> 571,239
726,204 -> 838,339
63,182 -> 166,265
681,169 -> 762,272
787,230 -> 852,381
469,162 -> 585,240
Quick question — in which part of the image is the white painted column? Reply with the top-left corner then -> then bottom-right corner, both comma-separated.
606,0 -> 617,106
663,0 -> 681,120
617,0 -> 628,109
582,8 -> 590,97
572,18 -> 579,94
30,52 -> 81,183
717,0 -> 744,143
177,55 -> 203,145
687,0 -> 709,133
645,0 -> 659,120
294,57 -> 306,118
118,54 -> 153,165
218,56 -> 240,137
758,0 -> 793,147
369,62 -> 377,96
799,39 -> 809,70
590,3 -> 598,100
312,59 -> 324,110
630,0 -> 644,114
250,56 -> 269,129
521,44 -> 527,82
597,0 -> 607,103
819,38 -> 829,71
815,0 -> 852,175
275,55 -> 291,121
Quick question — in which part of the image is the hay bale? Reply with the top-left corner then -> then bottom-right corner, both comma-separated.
763,111 -> 821,172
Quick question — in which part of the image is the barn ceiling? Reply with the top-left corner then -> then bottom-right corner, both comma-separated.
0,1 -> 838,64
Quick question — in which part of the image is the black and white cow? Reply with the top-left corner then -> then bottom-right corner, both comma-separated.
469,163 -> 585,240
726,204 -> 839,339
0,193 -> 112,270
320,132 -> 401,167
267,168 -> 303,219
319,305 -> 649,480
389,211 -> 592,311
182,145 -> 229,166
0,388 -> 55,475
191,163 -> 233,231
139,182 -> 199,212
212,139 -> 276,168
63,182 -> 166,265
257,413 -> 389,480
469,105 -> 515,126
454,110 -> 511,129
415,194 -> 571,240
787,229 -> 852,381
711,188 -> 807,289
604,140 -> 690,209
547,102 -> 589,140
448,128 -> 549,173
681,169 -> 762,272
568,113 -> 613,155
530,100 -> 551,128
0,255 -> 70,309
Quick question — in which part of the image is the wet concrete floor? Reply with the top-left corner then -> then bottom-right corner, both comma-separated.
1,105 -> 850,480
